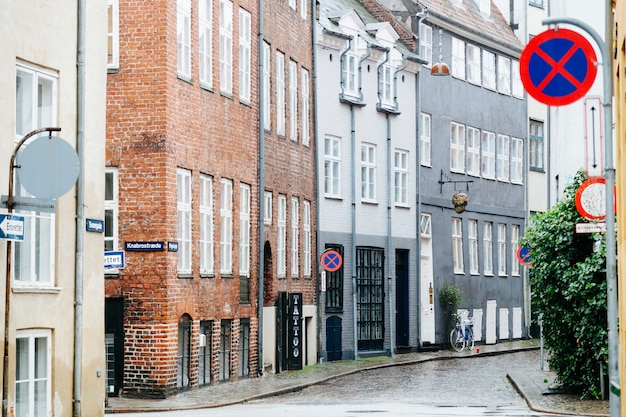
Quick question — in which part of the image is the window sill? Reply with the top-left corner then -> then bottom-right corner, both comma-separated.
13,286 -> 62,294
200,273 -> 215,279
178,274 -> 194,280
221,274 -> 234,279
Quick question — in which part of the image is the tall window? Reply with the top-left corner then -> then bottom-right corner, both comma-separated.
452,218 -> 464,273
529,120 -> 544,170
177,0 -> 191,79
497,56 -> 511,95
16,63 -> 57,138
277,195 -> 287,277
511,137 -> 523,184
303,201 -> 311,276
200,174 -> 214,275
220,179 -> 233,274
105,168 -> 119,252
199,321 -> 213,385
219,0 -> 233,94
498,223 -> 507,276
481,130 -> 496,179
342,49 -> 359,98
451,37 -> 466,79
466,127 -> 480,176
356,247 -> 384,351
324,135 -> 341,197
420,113 -> 431,166
300,0 -> 307,19
239,184 -> 250,276
262,42 -> 271,128
512,60 -> 524,98
483,222 -> 493,275
199,0 -> 213,87
15,330 -> 51,417
107,0 -> 120,69
238,320 -> 250,377
360,143 -> 376,201
468,219 -> 479,274
450,122 -> 466,173
466,44 -> 481,84
289,61 -> 298,141
380,64 -> 394,107
291,197 -> 299,276
419,24 -> 433,66
276,52 -> 286,135
264,191 -> 272,225
497,134 -> 510,181
177,316 -> 191,388
239,9 -> 251,103
482,50 -> 496,90
301,68 -> 310,145
511,224 -> 520,276
394,149 -> 409,206
177,168 -> 192,274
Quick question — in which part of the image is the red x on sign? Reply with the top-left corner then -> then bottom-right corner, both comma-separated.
520,28 -> 597,106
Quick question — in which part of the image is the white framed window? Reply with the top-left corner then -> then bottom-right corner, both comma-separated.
303,201 -> 311,276
199,0 -> 214,87
497,134 -> 510,181
419,24 -> 433,66
220,179 -> 233,274
511,224 -> 520,276
466,127 -> 480,176
482,50 -> 496,90
420,112 -> 431,166
450,122 -> 465,173
262,42 -> 271,129
301,68 -> 310,145
466,44 -> 481,85
239,8 -> 252,103
512,59 -> 524,98
15,62 -> 57,139
498,223 -> 507,276
177,0 -> 191,79
15,330 -> 51,417
239,183 -> 250,276
277,195 -> 287,277
291,197 -> 299,276
451,37 -> 466,79
219,0 -> 233,94
394,149 -> 409,206
497,56 -> 511,95
380,64 -> 394,107
452,218 -> 464,274
200,174 -> 214,275
300,0 -> 307,19
104,168 -> 119,253
469,219 -> 478,274
264,191 -> 272,225
289,60 -> 298,141
324,135 -> 341,197
276,52 -> 286,135
177,168 -> 192,274
481,130 -> 496,179
483,222 -> 493,275
107,0 -> 120,69
529,120 -> 544,170
511,137 -> 523,184
342,51 -> 359,98
360,143 -> 376,202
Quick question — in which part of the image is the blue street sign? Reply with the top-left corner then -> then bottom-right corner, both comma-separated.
0,214 -> 25,241
104,251 -> 125,269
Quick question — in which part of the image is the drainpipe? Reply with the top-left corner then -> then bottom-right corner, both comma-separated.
257,0 -> 265,375
386,111 -> 394,357
350,104 -> 358,360
74,0 -> 86,416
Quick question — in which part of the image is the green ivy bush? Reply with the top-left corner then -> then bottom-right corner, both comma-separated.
521,170 -> 608,399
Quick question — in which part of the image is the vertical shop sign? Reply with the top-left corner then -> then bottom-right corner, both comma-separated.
288,292 -> 303,370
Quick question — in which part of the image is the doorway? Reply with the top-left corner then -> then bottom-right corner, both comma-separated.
395,250 -> 410,348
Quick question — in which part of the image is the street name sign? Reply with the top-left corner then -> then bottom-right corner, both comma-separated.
104,251 -> 125,269
0,214 -> 24,241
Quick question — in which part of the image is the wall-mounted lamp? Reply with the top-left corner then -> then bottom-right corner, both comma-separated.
438,170 -> 472,213
431,29 -> 450,76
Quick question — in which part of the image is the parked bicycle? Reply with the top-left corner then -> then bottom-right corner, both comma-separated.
450,313 -> 474,352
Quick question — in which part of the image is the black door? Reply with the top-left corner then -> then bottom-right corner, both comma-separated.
325,316 -> 342,361
395,250 -> 410,348
105,298 -> 124,397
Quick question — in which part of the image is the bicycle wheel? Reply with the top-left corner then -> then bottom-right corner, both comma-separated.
450,327 -> 464,352
466,327 -> 475,350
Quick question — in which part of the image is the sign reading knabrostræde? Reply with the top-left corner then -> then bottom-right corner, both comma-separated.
124,241 -> 165,251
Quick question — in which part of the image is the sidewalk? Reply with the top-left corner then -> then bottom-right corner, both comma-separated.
105,339 -> 609,416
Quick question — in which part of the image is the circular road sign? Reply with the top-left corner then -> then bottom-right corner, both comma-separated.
575,178 -> 615,221
520,28 -> 597,106
321,250 -> 342,272
517,246 -> 532,266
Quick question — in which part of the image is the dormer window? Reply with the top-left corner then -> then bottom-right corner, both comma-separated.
380,63 -> 393,107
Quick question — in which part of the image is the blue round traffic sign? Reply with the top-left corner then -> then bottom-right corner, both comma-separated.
520,28 -> 597,106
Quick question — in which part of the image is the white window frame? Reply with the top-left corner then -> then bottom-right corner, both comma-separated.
498,223 -> 507,276
420,112 -> 431,166
497,55 -> 511,95
450,122 -> 466,173
200,174 -> 214,275
300,0 -> 307,19
277,195 -> 287,277
380,63 -> 394,107
466,43 -> 481,85
483,222 -> 493,276
199,0 -> 214,88
481,130 -> 496,179
264,191 -> 272,225
512,59 -> 524,98
177,0 -> 191,79
219,0 -> 233,94
15,62 -> 57,139
104,168 -> 119,253
107,0 -> 120,69
239,8 -> 252,103
324,135 -> 341,197
262,42 -> 271,129
276,52 -> 286,135
301,68 -> 310,145
482,50 -> 496,90
289,60 -> 298,141
220,179 -> 233,274
511,224 -> 520,276
394,149 -> 409,206
511,137 -> 523,184
452,218 -> 464,274
466,126 -> 480,176
497,134 -> 510,181
469,219 -> 479,275
529,119 -> 544,170
451,37 -> 466,79
239,183 -> 250,276
291,197 -> 299,277
419,24 -> 433,67
342,51 -> 359,98
177,168 -> 192,274
303,201 -> 311,276
15,330 -> 51,417
360,143 -> 376,202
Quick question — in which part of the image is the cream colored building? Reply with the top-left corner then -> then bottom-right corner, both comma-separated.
0,1 -> 107,416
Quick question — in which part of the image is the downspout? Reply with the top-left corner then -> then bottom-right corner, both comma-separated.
74,0 -> 86,415
386,111 -> 394,357
257,0 -> 265,376
351,104 -> 358,360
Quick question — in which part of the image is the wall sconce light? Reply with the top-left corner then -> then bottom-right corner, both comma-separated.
431,29 -> 450,76
439,170 -> 473,213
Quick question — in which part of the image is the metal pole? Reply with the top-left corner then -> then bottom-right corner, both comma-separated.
542,15 -> 619,417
